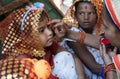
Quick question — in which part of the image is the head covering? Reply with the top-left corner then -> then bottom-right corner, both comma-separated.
63,0 -> 103,34
104,0 -> 120,29
0,2 -> 50,58
0,58 -> 51,79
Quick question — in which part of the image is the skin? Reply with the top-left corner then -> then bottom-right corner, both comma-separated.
42,16 -> 85,79
38,17 -> 54,48
75,2 -> 97,33
48,19 -> 101,49
68,2 -> 102,74
48,2 -> 120,79
102,6 -> 120,48
99,5 -> 120,79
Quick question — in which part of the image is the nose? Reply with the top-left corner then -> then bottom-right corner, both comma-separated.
46,28 -> 52,36
84,13 -> 89,20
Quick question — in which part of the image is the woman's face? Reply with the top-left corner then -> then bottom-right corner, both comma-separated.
75,2 -> 97,29
102,7 -> 120,47
37,17 -> 53,48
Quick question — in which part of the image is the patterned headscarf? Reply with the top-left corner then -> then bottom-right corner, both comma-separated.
104,0 -> 120,29
0,2 -> 50,58
63,0 -> 103,34
0,58 -> 51,79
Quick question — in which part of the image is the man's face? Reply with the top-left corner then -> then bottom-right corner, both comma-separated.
75,2 -> 97,29
102,6 -> 120,47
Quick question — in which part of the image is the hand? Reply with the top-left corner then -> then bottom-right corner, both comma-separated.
47,19 -> 69,40
100,44 -> 113,66
107,47 -> 117,58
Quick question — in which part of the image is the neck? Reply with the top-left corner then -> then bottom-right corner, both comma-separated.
81,28 -> 93,34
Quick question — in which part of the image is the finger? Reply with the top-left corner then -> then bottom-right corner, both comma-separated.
100,44 -> 103,57
47,19 -> 61,25
102,44 -> 107,55
54,22 -> 63,28
113,47 -> 117,52
54,27 -> 60,37
113,47 -> 117,55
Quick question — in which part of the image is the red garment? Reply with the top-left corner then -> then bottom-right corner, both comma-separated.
49,74 -> 59,79
44,40 -> 58,66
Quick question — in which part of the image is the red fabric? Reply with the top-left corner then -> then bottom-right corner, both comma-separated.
44,40 -> 58,66
44,40 -> 59,79
113,55 -> 120,70
49,74 -> 59,79
100,37 -> 111,45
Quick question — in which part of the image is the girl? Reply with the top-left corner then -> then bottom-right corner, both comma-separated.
0,2 -> 85,79
59,0 -> 104,79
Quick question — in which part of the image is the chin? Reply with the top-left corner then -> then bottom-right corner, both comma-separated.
46,42 -> 53,47
81,25 -> 92,29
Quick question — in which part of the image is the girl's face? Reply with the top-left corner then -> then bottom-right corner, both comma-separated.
75,2 -> 97,29
37,17 -> 53,48
102,7 -> 120,47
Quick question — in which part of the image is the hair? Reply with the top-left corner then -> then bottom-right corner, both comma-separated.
39,11 -> 50,22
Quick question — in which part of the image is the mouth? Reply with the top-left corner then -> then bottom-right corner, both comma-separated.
48,38 -> 53,43
84,22 -> 90,24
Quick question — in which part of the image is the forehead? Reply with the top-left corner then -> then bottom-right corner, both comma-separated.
38,16 -> 49,27
77,2 -> 95,11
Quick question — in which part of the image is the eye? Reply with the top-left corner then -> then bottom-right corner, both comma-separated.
38,27 -> 45,33
89,12 -> 95,15
79,12 -> 84,16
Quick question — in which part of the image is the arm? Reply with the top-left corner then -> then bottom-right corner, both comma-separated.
66,29 -> 101,49
48,20 -> 100,49
67,41 -> 102,74
73,54 -> 86,79
48,19 -> 101,49
100,44 -> 117,79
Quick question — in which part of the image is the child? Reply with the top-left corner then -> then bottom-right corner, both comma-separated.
59,0 -> 104,79
0,2 -> 85,79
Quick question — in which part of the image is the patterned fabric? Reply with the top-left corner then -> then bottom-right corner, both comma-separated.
63,0 -> 103,34
0,58 -> 51,79
0,5 -> 51,58
52,51 -> 78,79
105,0 -> 120,29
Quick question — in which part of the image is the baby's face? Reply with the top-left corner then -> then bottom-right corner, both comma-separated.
37,17 -> 54,47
